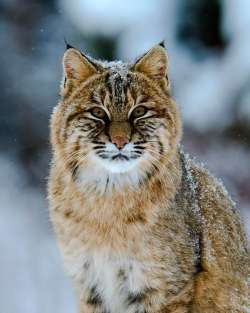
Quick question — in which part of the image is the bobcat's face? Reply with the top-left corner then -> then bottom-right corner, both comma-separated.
51,44 -> 181,191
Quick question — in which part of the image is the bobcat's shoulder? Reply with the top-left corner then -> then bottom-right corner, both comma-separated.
189,161 -> 250,312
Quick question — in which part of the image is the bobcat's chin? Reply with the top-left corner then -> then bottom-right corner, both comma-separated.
93,153 -> 141,174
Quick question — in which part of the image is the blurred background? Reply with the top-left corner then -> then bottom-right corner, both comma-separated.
0,0 -> 249,312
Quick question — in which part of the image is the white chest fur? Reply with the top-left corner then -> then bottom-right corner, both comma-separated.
67,248 -> 149,313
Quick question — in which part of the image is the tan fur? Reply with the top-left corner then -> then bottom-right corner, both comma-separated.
48,44 -> 249,313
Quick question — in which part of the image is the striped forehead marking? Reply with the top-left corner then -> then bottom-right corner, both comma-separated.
109,72 -> 126,108
102,61 -> 130,110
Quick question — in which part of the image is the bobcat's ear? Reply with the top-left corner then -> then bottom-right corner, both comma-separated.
133,43 -> 168,80
63,48 -> 98,82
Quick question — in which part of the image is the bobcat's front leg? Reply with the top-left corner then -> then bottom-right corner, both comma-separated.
192,271 -> 249,313
154,280 -> 194,313
78,286 -> 104,313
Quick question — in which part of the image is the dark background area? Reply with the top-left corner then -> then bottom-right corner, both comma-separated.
0,1 -> 249,312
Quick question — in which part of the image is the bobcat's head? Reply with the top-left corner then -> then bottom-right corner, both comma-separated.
51,43 -> 182,193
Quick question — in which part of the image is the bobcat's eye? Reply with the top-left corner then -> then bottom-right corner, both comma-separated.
90,107 -> 106,119
131,106 -> 147,118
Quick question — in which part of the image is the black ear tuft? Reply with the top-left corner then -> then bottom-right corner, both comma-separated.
159,40 -> 165,48
64,37 -> 75,51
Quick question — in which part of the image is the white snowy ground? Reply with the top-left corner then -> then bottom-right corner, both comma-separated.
0,155 -> 76,313
0,153 -> 249,313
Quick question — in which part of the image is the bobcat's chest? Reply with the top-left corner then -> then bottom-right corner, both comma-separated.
77,248 -> 150,313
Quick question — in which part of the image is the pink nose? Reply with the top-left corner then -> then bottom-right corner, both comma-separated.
112,136 -> 129,149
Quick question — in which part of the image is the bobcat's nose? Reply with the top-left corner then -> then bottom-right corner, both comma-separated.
112,136 -> 129,150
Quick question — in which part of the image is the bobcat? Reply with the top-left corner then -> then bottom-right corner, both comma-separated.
48,43 -> 249,313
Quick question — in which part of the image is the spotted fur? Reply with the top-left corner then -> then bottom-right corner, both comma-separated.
48,44 -> 250,313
